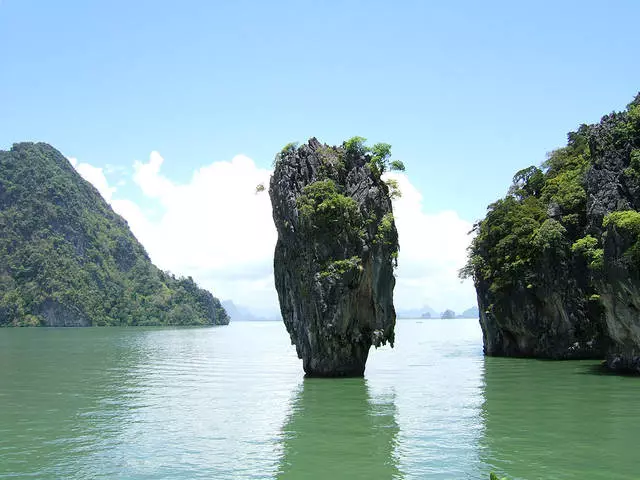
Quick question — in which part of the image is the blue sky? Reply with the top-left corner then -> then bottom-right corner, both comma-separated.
1,1 -> 639,313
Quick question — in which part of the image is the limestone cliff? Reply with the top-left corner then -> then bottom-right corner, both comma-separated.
465,94 -> 640,371
475,256 -> 603,360
269,138 -> 399,376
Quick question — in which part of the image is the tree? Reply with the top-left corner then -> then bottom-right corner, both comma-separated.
0,142 -> 229,327
344,137 -> 406,177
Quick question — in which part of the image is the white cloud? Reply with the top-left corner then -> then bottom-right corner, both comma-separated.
133,151 -> 175,200
68,153 -> 476,314
384,173 -> 476,312
126,152 -> 278,311
68,157 -> 116,202
104,164 -> 129,176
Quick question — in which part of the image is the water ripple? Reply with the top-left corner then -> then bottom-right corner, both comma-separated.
1,320 -> 638,479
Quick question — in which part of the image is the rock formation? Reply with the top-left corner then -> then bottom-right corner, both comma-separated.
0,142 -> 229,327
475,263 -> 604,360
465,93 -> 640,372
269,138 -> 399,376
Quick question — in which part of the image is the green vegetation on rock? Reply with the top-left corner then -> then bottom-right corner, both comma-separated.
269,137 -> 399,376
384,178 -> 402,199
319,256 -> 362,279
463,96 -> 640,293
374,213 -> 395,245
462,93 -> 640,364
603,210 -> 640,262
571,235 -> 604,269
603,210 -> 640,234
344,136 -> 405,178
273,142 -> 299,167
297,179 -> 364,240
0,143 -> 228,327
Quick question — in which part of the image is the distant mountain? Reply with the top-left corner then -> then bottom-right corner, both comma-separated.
222,300 -> 256,321
458,306 -> 479,318
222,300 -> 282,321
397,305 -> 438,319
0,142 -> 228,327
399,305 -> 479,320
440,309 -> 456,319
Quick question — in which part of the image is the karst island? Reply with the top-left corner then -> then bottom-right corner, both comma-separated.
268,137 -> 403,376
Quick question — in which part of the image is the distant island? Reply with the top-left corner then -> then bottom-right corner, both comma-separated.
221,300 -> 282,322
434,307 -> 479,319
402,305 -> 480,319
440,309 -> 456,319
0,143 -> 228,327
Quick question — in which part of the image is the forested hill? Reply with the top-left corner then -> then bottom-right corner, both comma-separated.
0,142 -> 228,327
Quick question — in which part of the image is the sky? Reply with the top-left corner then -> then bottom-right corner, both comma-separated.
1,1 -> 639,315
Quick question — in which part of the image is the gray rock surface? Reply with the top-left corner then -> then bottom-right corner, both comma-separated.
269,138 -> 398,376
585,105 -> 640,372
476,262 -> 604,359
39,299 -> 91,327
472,95 -> 640,372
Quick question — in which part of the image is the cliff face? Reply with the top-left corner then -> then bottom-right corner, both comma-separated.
466,94 -> 640,371
476,257 -> 603,359
587,109 -> 640,372
0,142 -> 229,327
269,138 -> 398,376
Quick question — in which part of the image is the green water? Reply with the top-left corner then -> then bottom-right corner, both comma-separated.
0,319 -> 638,479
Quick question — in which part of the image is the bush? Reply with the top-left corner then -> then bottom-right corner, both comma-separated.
603,210 -> 640,235
297,180 -> 363,238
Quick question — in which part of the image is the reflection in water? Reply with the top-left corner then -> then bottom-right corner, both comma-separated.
105,325 -> 300,479
6,320 -> 640,479
480,357 -> 640,480
0,324 -> 303,479
277,378 -> 401,480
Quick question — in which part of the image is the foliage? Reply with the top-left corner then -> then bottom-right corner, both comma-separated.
374,213 -> 396,245
0,143 -> 228,327
463,94 -> 640,296
623,149 -> 640,178
532,219 -> 568,252
273,141 -> 299,166
384,178 -> 402,199
390,250 -> 399,267
343,137 -> 405,177
255,183 -> 265,194
571,235 -> 604,269
316,145 -> 346,179
603,210 -> 640,263
318,256 -> 362,279
281,142 -> 299,153
390,160 -> 405,171
508,166 -> 544,199
603,210 -> 640,234
296,179 -> 363,239
462,194 -> 547,291
344,136 -> 369,157
291,139 -> 400,278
